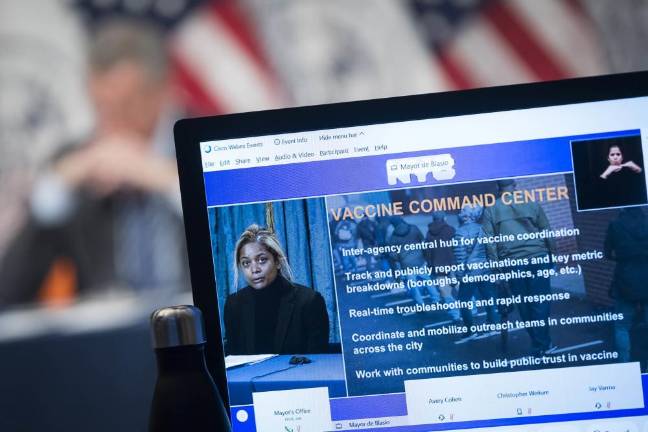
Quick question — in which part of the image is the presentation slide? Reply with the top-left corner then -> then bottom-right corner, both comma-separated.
326,173 -> 642,400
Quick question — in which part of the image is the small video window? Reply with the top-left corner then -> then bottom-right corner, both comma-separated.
571,134 -> 648,211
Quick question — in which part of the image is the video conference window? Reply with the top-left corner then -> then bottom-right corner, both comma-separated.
202,125 -> 648,431
571,135 -> 648,211
208,172 -> 648,407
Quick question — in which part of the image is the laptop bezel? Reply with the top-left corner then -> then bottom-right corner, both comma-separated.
173,71 -> 648,409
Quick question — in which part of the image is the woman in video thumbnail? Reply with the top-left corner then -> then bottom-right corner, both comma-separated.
224,224 -> 329,355
600,144 -> 643,180
599,144 -> 646,207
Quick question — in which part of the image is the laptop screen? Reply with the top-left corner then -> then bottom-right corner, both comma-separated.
199,96 -> 648,432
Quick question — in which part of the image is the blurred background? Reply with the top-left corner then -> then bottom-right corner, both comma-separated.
0,0 -> 647,430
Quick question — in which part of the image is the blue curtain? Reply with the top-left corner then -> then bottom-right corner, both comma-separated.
207,198 -> 339,343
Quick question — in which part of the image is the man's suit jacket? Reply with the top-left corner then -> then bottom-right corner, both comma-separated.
0,191 -> 189,306
224,276 -> 329,355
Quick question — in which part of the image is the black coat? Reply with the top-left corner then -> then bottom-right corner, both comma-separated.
0,191 -> 189,306
604,209 -> 648,301
224,277 -> 329,355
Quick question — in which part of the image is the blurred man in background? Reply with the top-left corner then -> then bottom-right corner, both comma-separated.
0,20 -> 188,306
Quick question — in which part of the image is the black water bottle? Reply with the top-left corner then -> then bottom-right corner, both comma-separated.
149,305 -> 231,432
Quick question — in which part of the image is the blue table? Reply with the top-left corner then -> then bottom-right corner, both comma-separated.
227,354 -> 346,405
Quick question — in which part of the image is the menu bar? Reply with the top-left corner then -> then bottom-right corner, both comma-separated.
201,127 -> 379,171
201,97 -> 648,173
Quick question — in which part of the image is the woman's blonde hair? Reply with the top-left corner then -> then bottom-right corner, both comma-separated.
233,224 -> 294,287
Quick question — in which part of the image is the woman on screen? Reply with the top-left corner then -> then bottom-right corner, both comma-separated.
600,144 -> 643,180
224,224 -> 329,355
598,144 -> 647,208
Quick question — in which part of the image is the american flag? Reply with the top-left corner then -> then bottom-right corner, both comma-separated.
408,0 -> 606,89
73,0 -> 607,116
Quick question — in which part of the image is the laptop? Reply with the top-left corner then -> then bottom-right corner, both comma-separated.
174,72 -> 648,432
